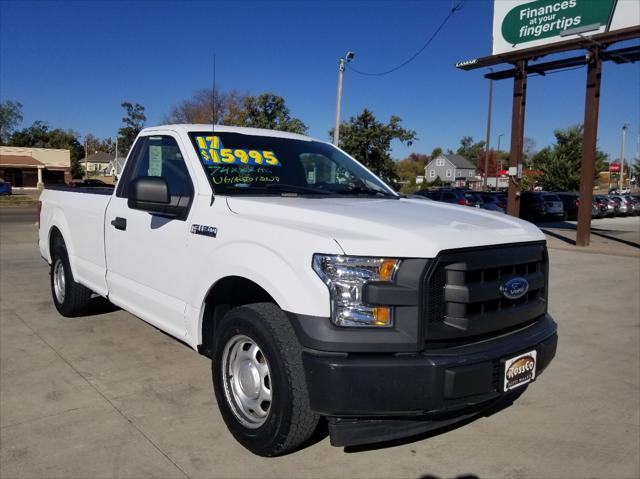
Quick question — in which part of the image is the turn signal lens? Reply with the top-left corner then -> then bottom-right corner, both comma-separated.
373,307 -> 391,326
379,259 -> 399,281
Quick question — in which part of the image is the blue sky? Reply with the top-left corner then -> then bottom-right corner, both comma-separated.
1,0 -> 638,162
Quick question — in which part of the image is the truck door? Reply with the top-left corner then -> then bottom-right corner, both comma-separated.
104,133 -> 195,338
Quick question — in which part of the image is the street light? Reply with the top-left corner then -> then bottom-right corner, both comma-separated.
333,51 -> 355,146
619,123 -> 629,191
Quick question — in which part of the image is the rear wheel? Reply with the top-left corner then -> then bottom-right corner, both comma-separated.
212,303 -> 318,456
50,239 -> 92,317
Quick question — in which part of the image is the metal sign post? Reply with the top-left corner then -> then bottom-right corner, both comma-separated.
576,47 -> 602,247
507,60 -> 527,217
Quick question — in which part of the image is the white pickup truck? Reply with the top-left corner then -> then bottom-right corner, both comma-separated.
39,124 -> 557,456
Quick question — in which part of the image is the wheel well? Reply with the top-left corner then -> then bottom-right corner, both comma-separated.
49,227 -> 64,256
199,276 -> 276,358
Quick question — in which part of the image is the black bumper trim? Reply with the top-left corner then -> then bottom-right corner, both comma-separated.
303,314 -> 557,417
327,389 -> 523,447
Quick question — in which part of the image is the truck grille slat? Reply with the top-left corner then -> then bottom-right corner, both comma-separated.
424,242 -> 548,345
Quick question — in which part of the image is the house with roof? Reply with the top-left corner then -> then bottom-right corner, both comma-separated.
424,154 -> 480,187
0,146 -> 71,187
82,152 -> 115,175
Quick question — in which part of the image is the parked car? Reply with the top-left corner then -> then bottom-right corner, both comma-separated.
593,195 -> 615,217
69,179 -> 113,188
591,197 -> 608,218
0,179 -> 12,196
520,192 -> 565,221
623,195 -> 640,215
415,188 -> 484,208
609,195 -> 632,216
554,192 -> 579,221
478,192 -> 506,213
591,200 -> 600,218
38,124 -> 557,456
595,195 -> 618,217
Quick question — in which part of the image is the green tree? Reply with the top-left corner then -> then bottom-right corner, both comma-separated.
231,93 -> 307,134
8,121 -> 84,177
533,124 -> 607,191
430,147 -> 443,162
0,100 -> 23,144
118,102 -> 146,156
396,153 -> 427,193
456,136 -> 486,164
332,109 -> 416,184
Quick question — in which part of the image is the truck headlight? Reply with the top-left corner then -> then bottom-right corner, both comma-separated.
312,255 -> 400,327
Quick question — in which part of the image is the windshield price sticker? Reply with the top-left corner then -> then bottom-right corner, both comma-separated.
195,135 -> 281,167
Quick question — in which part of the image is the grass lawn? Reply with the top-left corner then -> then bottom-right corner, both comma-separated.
0,195 -> 37,206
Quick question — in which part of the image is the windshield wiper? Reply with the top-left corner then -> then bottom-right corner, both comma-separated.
340,186 -> 399,198
264,184 -> 333,195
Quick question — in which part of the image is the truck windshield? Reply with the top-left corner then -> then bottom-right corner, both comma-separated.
188,132 -> 397,197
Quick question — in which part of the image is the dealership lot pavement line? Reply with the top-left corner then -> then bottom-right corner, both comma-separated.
8,308 -> 192,479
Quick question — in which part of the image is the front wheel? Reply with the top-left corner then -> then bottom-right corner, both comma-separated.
212,303 -> 319,456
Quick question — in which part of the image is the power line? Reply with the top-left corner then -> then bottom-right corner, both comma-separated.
348,1 -> 463,77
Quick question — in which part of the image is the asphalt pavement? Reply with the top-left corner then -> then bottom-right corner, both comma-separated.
1,206 -> 639,479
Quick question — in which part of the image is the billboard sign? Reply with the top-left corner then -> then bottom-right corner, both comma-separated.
492,0 -> 640,55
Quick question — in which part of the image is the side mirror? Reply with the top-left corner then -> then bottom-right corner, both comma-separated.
128,176 -> 172,215
127,176 -> 191,220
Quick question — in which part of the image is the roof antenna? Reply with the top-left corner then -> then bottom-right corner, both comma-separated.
212,53 -> 216,133
209,53 -> 217,206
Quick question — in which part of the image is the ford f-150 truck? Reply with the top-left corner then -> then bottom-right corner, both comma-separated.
38,124 -> 557,456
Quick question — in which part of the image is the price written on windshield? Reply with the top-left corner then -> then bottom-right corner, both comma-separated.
195,135 -> 281,167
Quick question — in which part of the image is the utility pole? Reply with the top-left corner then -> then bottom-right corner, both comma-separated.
619,122 -> 629,191
333,51 -> 355,146
115,137 -> 119,178
484,69 -> 493,191
84,138 -> 88,180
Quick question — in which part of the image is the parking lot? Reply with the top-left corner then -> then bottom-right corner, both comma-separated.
1,206 -> 638,479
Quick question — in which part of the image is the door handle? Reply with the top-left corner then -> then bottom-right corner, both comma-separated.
111,217 -> 127,231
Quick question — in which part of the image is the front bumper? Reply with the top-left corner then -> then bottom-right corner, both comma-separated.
301,314 -> 557,445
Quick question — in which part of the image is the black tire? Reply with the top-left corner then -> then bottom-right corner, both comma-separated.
212,303 -> 319,456
50,239 -> 92,317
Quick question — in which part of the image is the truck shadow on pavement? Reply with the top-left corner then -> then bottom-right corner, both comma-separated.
419,475 -> 480,479
87,295 -> 120,315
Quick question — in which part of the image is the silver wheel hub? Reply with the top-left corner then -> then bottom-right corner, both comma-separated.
221,334 -> 272,429
53,259 -> 66,304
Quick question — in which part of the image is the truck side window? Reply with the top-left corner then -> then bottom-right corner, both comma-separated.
118,135 -> 194,200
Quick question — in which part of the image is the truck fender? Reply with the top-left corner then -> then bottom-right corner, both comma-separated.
189,241 -> 332,345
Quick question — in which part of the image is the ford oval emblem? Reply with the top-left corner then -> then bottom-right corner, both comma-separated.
500,277 -> 529,300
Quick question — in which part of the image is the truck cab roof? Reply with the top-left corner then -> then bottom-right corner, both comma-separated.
140,124 -> 314,142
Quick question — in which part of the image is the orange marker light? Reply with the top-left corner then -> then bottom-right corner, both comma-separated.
373,307 -> 391,326
379,259 -> 398,281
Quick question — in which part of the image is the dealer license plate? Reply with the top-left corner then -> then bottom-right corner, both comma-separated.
503,350 -> 537,392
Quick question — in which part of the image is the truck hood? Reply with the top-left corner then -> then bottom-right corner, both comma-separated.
226,196 -> 544,257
